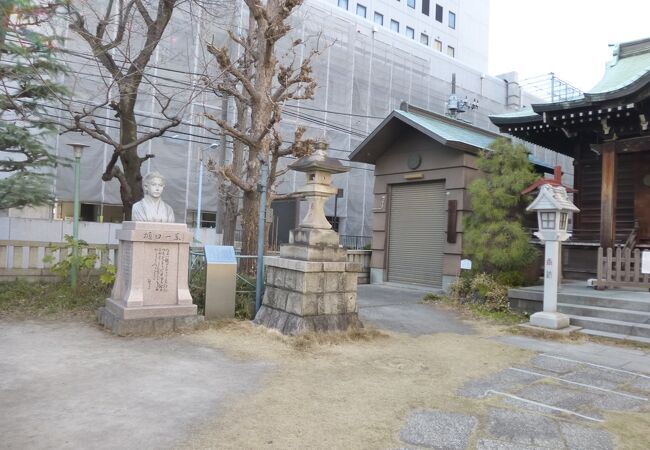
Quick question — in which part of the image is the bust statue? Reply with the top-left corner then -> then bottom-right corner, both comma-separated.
132,172 -> 176,223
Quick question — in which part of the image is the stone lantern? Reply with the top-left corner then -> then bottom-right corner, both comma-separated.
526,184 -> 580,329
254,141 -> 363,335
288,141 -> 349,247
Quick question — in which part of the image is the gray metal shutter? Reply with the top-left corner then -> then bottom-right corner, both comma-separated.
387,182 -> 446,287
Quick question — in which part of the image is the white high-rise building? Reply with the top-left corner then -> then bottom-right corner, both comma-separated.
327,0 -> 489,72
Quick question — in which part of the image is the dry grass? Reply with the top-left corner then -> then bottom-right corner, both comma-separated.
181,322 -> 534,449
179,322 -> 650,449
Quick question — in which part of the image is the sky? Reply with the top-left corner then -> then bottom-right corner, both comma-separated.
488,0 -> 650,92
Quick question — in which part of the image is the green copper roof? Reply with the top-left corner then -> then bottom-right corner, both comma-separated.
588,38 -> 650,95
394,109 -> 497,150
489,107 -> 542,124
349,107 -> 502,164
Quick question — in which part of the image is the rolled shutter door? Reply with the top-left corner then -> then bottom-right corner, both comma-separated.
387,182 -> 446,287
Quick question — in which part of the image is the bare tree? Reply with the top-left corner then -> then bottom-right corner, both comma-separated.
203,0 -> 323,258
61,0 -> 189,219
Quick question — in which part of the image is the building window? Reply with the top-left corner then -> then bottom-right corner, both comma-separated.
434,39 -> 442,51
407,0 -> 415,8
356,3 -> 367,18
374,11 -> 383,25
390,19 -> 399,33
447,45 -> 455,57
435,4 -> 443,22
420,33 -> 429,45
406,26 -> 415,39
448,11 -> 456,29
338,0 -> 348,10
422,0 -> 429,15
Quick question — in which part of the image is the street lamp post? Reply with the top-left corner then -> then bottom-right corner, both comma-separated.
67,143 -> 89,289
194,143 -> 218,244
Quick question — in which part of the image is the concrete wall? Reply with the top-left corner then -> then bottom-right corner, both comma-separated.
369,129 -> 479,288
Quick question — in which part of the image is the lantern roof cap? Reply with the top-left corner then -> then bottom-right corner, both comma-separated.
289,143 -> 350,174
526,184 -> 580,213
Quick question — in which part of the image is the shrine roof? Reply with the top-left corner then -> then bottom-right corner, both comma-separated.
349,106 -> 499,164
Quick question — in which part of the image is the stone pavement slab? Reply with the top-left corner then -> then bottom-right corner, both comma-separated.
558,422 -> 615,450
357,284 -> 474,336
495,335 -> 650,374
486,408 -> 564,448
0,320 -> 270,450
399,410 -> 478,449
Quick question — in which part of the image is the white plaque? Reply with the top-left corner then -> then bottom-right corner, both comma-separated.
460,259 -> 472,270
642,251 -> 650,274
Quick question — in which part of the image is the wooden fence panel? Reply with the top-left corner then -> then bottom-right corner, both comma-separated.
595,246 -> 650,290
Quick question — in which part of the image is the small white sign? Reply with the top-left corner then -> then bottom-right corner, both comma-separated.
642,251 -> 650,274
460,259 -> 472,270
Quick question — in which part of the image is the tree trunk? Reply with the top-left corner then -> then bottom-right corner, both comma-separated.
240,189 -> 259,273
221,188 -> 239,245
221,97 -> 248,246
118,109 -> 143,221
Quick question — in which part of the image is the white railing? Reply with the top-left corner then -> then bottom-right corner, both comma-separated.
0,240 -> 118,281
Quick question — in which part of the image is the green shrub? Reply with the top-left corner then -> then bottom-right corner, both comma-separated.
235,275 -> 256,319
468,273 -> 509,312
0,279 -> 110,319
448,275 -> 471,302
464,138 -> 539,284
189,261 -> 206,314
448,273 -> 510,312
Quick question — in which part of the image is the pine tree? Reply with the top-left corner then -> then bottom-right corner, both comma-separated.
464,138 -> 539,283
0,1 -> 66,209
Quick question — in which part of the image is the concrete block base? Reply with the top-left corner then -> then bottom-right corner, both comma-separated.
254,305 -> 362,336
98,306 -> 204,336
529,311 -> 571,330
370,268 -> 385,284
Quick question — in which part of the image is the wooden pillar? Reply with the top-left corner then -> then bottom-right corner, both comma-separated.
600,142 -> 617,248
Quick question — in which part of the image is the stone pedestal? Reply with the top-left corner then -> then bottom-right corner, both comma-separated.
529,311 -> 570,330
98,222 -> 202,336
254,228 -> 362,335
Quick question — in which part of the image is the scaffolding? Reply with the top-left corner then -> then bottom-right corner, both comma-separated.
520,73 -> 583,103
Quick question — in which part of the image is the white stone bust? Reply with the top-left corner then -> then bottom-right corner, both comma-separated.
132,172 -> 176,223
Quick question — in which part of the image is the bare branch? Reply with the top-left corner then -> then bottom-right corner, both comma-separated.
134,0 -> 154,27
205,112 -> 259,150
207,43 -> 259,102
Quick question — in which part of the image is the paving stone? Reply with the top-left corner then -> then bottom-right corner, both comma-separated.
590,391 -> 647,412
514,383 -> 602,415
458,368 -> 541,398
486,408 -> 564,449
558,422 -> 615,450
528,355 -> 582,375
477,439 -> 551,450
560,366 -> 638,390
399,410 -> 478,449
620,360 -> 650,375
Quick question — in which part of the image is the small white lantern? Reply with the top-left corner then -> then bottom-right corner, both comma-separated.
527,185 -> 579,242
526,184 -> 579,330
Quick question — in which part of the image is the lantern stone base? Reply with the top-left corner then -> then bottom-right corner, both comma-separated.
254,242 -> 363,335
529,311 -> 571,330
98,221 -> 201,336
